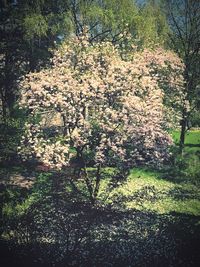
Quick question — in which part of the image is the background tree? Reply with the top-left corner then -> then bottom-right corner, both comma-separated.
135,0 -> 170,47
0,0 -> 73,119
163,0 -> 200,151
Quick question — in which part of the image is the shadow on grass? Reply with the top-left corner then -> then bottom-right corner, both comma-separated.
184,144 -> 200,147
168,187 -> 200,201
0,170 -> 200,267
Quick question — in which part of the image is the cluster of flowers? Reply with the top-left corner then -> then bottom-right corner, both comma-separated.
18,123 -> 70,169
19,33 -> 184,169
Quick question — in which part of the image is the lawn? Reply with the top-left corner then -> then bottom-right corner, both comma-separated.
172,129 -> 200,151
98,167 -> 200,216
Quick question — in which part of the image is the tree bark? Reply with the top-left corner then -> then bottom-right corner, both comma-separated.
83,165 -> 95,204
93,165 -> 101,201
179,110 -> 187,153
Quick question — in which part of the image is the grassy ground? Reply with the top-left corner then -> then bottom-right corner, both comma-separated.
172,129 -> 200,152
0,130 -> 199,266
98,167 -> 200,216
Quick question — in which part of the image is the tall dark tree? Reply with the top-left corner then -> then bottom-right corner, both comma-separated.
164,0 -> 200,151
0,0 -> 73,119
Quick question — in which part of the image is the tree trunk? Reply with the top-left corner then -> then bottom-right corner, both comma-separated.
83,166 -> 95,204
77,149 -> 95,204
0,89 -> 7,121
93,165 -> 101,201
179,111 -> 187,153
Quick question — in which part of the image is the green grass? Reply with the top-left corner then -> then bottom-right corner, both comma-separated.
98,167 -> 200,216
172,129 -> 200,144
172,130 -> 200,152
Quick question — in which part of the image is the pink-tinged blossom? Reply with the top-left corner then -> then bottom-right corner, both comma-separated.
18,33 -> 184,169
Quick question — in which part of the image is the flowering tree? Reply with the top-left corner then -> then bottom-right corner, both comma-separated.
19,33 -> 184,203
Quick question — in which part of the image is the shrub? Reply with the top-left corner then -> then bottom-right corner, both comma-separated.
18,32 -> 184,202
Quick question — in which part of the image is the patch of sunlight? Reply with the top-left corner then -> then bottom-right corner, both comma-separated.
101,167 -> 200,216
107,168 -> 175,200
126,198 -> 200,216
